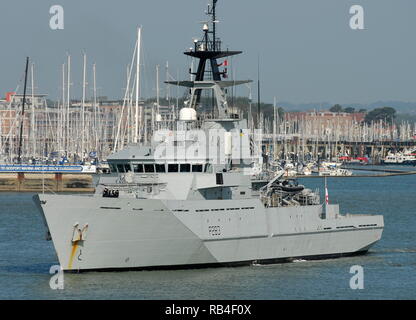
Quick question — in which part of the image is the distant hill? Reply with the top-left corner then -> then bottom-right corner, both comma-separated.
279,101 -> 416,114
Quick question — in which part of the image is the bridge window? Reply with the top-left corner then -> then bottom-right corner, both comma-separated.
117,164 -> 125,173
168,164 -> 179,172
144,164 -> 155,173
155,164 -> 166,173
180,164 -> 191,172
216,173 -> 224,185
133,164 -> 144,173
124,164 -> 132,172
192,164 -> 203,172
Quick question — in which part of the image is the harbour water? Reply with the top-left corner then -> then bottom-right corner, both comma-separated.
0,170 -> 415,300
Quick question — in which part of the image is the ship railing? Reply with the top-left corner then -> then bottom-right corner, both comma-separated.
194,39 -> 222,52
100,182 -> 164,188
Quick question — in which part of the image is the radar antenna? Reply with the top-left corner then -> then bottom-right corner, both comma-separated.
165,0 -> 252,118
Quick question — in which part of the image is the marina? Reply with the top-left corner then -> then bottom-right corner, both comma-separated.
1,30 -> 415,170
1,0 -> 415,303
1,91 -> 415,169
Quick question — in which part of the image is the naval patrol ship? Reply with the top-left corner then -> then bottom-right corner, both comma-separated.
34,0 -> 383,272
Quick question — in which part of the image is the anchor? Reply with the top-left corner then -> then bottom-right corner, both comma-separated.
68,222 -> 88,270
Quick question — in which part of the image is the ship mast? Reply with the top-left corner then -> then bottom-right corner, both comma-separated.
186,0 -> 241,81
166,0 -> 251,119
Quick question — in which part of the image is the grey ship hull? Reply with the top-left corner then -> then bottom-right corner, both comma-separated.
35,194 -> 383,272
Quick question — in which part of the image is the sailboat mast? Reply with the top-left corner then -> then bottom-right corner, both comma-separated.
156,64 -> 160,111
31,63 -> 36,159
81,52 -> 87,160
114,38 -> 137,151
126,65 -> 131,144
154,64 -> 160,133
61,62 -> 66,158
134,27 -> 141,144
93,63 -> 98,156
273,97 -> 277,158
257,56 -> 261,129
17,57 -> 29,164
66,54 -> 71,157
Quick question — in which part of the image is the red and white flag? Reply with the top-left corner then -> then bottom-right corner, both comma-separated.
218,60 -> 228,67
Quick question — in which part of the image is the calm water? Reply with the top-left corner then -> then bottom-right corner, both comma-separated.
0,171 -> 415,300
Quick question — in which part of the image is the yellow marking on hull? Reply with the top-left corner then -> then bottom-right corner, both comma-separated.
68,241 -> 79,270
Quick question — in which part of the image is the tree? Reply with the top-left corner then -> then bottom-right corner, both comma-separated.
329,104 -> 343,113
364,107 -> 396,124
358,109 -> 367,113
344,107 -> 355,113
277,107 -> 285,121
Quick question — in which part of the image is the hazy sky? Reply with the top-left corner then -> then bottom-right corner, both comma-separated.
1,0 -> 415,104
